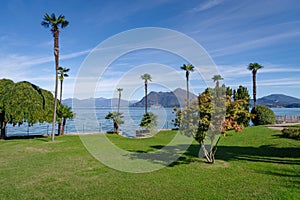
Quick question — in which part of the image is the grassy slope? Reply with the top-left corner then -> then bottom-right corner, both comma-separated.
0,126 -> 299,200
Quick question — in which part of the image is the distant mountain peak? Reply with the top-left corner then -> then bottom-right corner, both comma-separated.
131,88 -> 197,108
257,94 -> 300,108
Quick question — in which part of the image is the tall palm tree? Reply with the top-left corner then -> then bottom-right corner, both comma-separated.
58,67 -> 70,103
247,63 -> 264,107
180,64 -> 194,104
57,67 -> 69,136
117,88 -> 123,114
41,13 -> 69,141
212,74 -> 223,88
141,74 -> 152,114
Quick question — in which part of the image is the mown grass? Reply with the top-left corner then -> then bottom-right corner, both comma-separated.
0,126 -> 299,199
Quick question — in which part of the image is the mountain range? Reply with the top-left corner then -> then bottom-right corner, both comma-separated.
62,97 -> 136,108
131,88 -> 197,108
256,94 -> 300,108
62,89 -> 300,108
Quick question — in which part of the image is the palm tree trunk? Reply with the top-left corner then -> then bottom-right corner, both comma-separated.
59,79 -> 63,103
186,72 -> 189,106
253,71 -> 257,107
113,119 -> 118,133
118,92 -> 121,114
51,30 -> 59,141
62,118 -> 66,135
0,121 -> 6,140
145,82 -> 148,114
58,79 -> 63,136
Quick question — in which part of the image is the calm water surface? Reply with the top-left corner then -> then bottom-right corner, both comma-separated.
6,107 -> 300,137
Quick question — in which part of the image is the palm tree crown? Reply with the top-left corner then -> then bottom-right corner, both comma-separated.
247,63 -> 264,74
180,64 -> 194,81
117,88 -> 123,93
41,13 -> 69,36
212,74 -> 223,88
58,67 -> 70,81
141,73 -> 152,83
58,67 -> 69,102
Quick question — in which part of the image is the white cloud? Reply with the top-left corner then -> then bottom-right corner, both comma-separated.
192,0 -> 224,12
211,31 -> 300,57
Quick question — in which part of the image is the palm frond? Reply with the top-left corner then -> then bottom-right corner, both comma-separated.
61,20 -> 69,28
141,73 -> 152,81
41,21 -> 50,28
180,64 -> 194,72
248,63 -> 264,71
50,13 -> 56,21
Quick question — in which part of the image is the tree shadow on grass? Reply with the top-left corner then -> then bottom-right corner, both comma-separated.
216,145 -> 300,165
256,168 -> 300,178
255,168 -> 300,189
127,144 -> 201,167
128,143 -> 300,167
4,135 -> 48,140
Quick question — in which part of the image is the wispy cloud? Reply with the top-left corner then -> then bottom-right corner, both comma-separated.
260,78 -> 300,87
216,63 -> 300,82
191,0 -> 224,12
211,30 -> 300,57
0,48 -> 91,93
0,48 -> 91,70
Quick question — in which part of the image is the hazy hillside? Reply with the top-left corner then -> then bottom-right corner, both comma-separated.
62,92 -> 300,109
257,94 -> 300,108
62,97 -> 133,108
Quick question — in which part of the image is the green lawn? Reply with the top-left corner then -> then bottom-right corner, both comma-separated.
0,126 -> 299,199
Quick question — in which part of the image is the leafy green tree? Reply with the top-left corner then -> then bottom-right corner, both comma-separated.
224,86 -> 251,133
233,85 -> 251,127
140,112 -> 158,130
105,112 -> 124,133
0,79 -> 15,139
178,84 -> 252,162
117,88 -> 123,114
180,64 -> 194,104
172,106 -> 182,128
247,63 -> 264,107
57,104 -> 74,136
41,13 -> 69,141
0,79 -> 54,139
140,74 -> 152,114
180,86 -> 226,163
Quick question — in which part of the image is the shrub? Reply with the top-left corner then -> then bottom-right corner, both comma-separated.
140,112 -> 158,130
251,105 -> 276,125
282,128 -> 300,139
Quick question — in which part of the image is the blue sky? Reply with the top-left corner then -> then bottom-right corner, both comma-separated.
1,0 -> 300,101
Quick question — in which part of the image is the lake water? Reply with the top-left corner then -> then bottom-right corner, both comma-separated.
6,107 -> 300,137
6,107 -> 177,137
